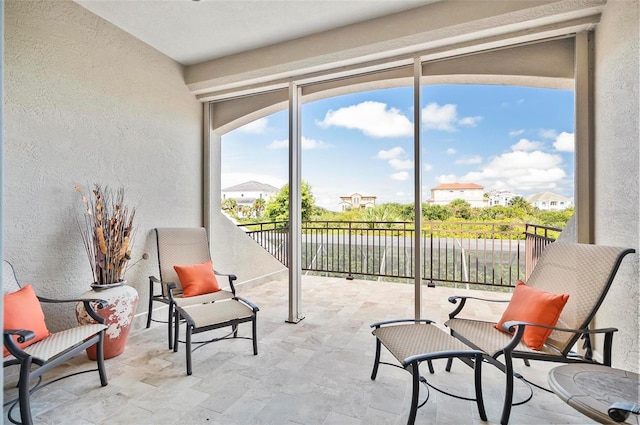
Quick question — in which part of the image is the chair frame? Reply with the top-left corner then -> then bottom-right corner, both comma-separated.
3,261 -> 109,425
173,296 -> 259,375
146,227 -> 237,349
443,243 -> 636,425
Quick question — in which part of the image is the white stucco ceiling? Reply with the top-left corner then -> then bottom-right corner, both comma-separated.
74,0 -> 437,66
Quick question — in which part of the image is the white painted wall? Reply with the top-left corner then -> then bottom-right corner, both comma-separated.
3,0 -> 203,331
431,188 -> 485,207
592,0 -> 639,372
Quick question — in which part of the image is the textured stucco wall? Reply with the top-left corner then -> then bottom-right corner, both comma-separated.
3,0 -> 203,331
592,0 -> 640,372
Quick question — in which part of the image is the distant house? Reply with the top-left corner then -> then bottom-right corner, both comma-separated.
526,192 -> 573,210
221,181 -> 279,216
487,190 -> 522,207
339,193 -> 376,211
428,182 -> 485,207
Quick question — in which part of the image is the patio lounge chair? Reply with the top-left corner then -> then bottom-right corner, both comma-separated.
147,227 -> 236,349
444,242 -> 635,424
3,260 -> 108,425
147,227 -> 259,375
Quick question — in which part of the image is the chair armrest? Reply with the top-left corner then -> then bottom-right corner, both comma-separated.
4,329 -> 35,359
235,296 -> 259,312
149,275 -> 177,301
215,270 -> 237,295
40,296 -> 109,324
502,320 -> 618,336
370,319 -> 434,329
608,402 -> 640,422
501,320 -> 618,363
448,295 -> 509,320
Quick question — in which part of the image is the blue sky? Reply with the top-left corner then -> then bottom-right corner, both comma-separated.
222,84 -> 575,211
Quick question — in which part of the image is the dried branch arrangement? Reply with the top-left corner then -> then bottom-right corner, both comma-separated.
76,185 -> 136,286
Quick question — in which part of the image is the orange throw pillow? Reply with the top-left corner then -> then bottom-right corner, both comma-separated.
173,260 -> 221,297
495,280 -> 569,350
3,284 -> 51,357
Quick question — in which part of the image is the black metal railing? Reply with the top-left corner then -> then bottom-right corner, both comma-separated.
238,220 -> 562,288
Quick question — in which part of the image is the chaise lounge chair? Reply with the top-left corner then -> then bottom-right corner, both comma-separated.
444,242 -> 635,424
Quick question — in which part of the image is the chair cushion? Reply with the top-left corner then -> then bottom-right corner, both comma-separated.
3,284 -> 51,357
173,260 -> 221,297
495,280 -> 569,350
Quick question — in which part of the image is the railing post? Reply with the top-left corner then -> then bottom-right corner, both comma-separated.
347,222 -> 354,280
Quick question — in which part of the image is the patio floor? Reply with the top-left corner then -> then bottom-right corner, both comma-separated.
4,275 -> 597,424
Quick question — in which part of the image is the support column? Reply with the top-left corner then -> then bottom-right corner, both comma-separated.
413,58 -> 423,319
574,31 -> 594,243
287,82 -> 304,323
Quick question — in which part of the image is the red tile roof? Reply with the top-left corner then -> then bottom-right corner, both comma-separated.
431,182 -> 484,190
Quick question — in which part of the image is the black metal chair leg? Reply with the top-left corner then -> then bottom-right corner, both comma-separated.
97,333 -> 108,386
427,359 -> 434,374
18,356 -> 34,425
371,338 -> 382,380
501,354 -> 515,425
408,362 -> 420,425
252,317 -> 258,355
168,302 -> 175,350
445,357 -> 454,372
186,325 -> 193,376
474,353 -> 487,421
173,309 -> 180,353
146,280 -> 154,329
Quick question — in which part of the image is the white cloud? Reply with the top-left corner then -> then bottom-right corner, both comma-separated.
421,103 -> 482,131
389,158 -> 414,170
317,101 -> 412,138
422,103 -> 457,131
460,150 -> 566,192
390,171 -> 410,181
539,129 -> 558,139
509,129 -> 525,137
446,148 -> 457,155
267,136 -> 330,150
376,147 -> 405,160
436,174 -> 457,183
424,163 -> 433,171
377,146 -> 413,170
553,132 -> 575,152
459,116 -> 482,127
238,117 -> 268,133
268,139 -> 288,149
512,138 -> 543,152
455,155 -> 482,165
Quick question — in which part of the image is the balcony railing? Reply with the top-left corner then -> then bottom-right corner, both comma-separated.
238,220 -> 561,288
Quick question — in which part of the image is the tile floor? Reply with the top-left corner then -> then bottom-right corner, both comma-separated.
4,275 -> 597,424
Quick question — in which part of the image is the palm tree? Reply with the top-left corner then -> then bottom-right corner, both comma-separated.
253,197 -> 266,218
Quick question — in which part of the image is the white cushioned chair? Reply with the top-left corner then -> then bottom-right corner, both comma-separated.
3,260 -> 108,425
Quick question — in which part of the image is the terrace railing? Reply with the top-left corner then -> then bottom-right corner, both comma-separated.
238,220 -> 562,288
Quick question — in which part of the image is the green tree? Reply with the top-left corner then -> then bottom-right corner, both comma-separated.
252,197 -> 266,218
447,199 -> 472,220
422,204 -> 451,221
508,196 -> 533,214
264,181 -> 315,221
362,204 -> 400,228
221,198 -> 238,216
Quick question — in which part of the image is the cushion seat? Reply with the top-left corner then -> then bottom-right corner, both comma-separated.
445,318 -> 561,358
172,290 -> 234,307
5,324 -> 107,362
180,299 -> 255,329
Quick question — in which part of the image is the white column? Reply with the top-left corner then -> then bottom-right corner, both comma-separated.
574,31 -> 594,244
287,82 -> 304,323
413,58 -> 423,319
